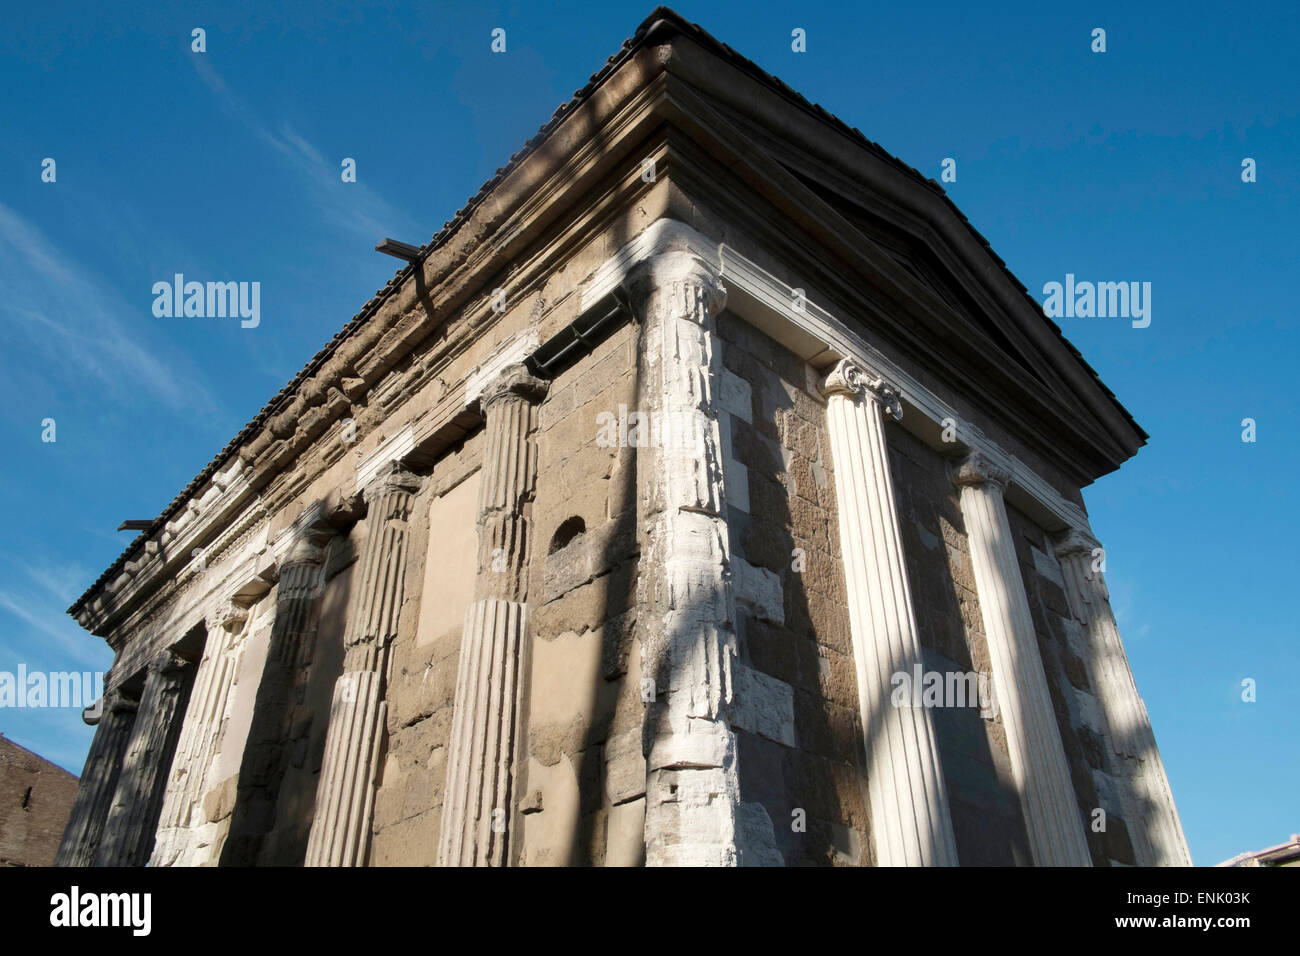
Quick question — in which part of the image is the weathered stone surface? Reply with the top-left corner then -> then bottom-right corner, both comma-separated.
59,11 -> 1167,872
730,665 -> 795,747
0,736 -> 79,867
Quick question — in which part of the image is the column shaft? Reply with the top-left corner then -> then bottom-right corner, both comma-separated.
628,253 -> 748,867
306,464 -> 420,867
221,524 -> 330,865
954,455 -> 1091,865
150,602 -> 250,866
94,650 -> 196,866
55,691 -> 137,866
438,365 -> 546,867
1055,531 -> 1191,866
820,359 -> 958,866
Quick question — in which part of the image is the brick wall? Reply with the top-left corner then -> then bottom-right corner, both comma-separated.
0,735 -> 79,866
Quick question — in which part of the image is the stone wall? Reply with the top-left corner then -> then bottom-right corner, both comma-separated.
370,436 -> 482,865
1005,503 -> 1137,866
715,312 -> 871,866
518,322 -> 642,866
257,541 -> 355,865
884,424 -> 1033,865
0,735 -> 79,866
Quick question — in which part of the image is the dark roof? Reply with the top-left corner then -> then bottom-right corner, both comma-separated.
70,6 -> 1142,617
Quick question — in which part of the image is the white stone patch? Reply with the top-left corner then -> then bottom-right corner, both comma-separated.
804,363 -> 827,402
730,664 -> 795,747
603,728 -> 647,805
732,556 -> 783,623
1091,768 -> 1122,814
606,798 -> 646,866
1061,617 -> 1091,660
719,413 -> 751,514
1031,544 -> 1066,589
648,721 -> 731,771
916,521 -> 940,551
810,457 -> 828,492
736,802 -> 785,866
727,458 -> 749,514
1073,687 -> 1105,733
718,367 -> 752,424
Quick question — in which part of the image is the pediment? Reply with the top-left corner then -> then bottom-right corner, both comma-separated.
636,15 -> 1145,482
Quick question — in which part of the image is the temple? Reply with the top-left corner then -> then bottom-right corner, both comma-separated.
57,8 -> 1189,867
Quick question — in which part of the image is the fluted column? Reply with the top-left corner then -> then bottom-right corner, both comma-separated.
150,600 -> 252,866
438,365 -> 547,867
94,649 -> 197,866
306,463 -> 421,867
55,689 -> 138,866
270,529 -> 331,674
952,454 -> 1091,865
625,251 -> 752,867
1054,529 -> 1191,866
221,519 -> 331,865
819,359 -> 959,866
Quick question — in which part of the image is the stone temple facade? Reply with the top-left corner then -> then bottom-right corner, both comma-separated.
57,8 -> 1189,867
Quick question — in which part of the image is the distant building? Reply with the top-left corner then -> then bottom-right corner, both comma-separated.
0,734 -> 79,866
1218,836 -> 1300,867
58,7 -> 1188,866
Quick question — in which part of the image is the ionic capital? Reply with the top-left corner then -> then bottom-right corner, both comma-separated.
818,358 -> 903,422
282,530 -> 329,569
103,687 -> 139,718
621,250 -> 726,318
280,505 -> 334,570
217,599 -> 250,633
1053,527 -> 1101,560
951,452 -> 1011,491
479,363 -> 548,412
149,647 -> 194,679
360,461 -> 422,504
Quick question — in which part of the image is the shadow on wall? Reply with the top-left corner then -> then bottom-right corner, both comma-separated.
220,531 -> 352,866
1004,504 -> 1157,867
886,427 -> 1033,866
712,317 -> 861,866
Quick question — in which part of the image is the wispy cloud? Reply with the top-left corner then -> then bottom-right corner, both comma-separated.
10,557 -> 89,607
191,57 -> 420,242
0,203 -> 220,416
0,590 -> 106,668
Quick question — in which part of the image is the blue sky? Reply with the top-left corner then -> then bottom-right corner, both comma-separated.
0,1 -> 1294,866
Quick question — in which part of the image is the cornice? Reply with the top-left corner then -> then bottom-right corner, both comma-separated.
69,45 -> 676,627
